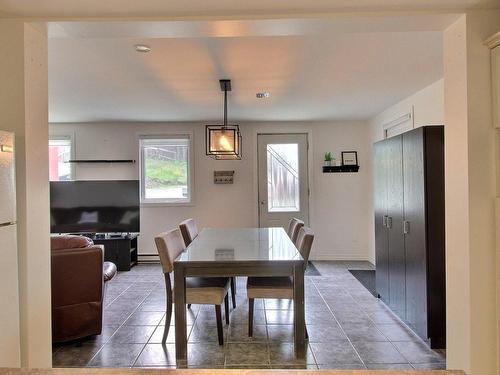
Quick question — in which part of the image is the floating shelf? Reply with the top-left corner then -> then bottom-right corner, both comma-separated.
67,159 -> 136,164
323,165 -> 359,173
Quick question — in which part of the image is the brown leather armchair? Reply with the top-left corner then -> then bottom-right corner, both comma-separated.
51,235 -> 117,343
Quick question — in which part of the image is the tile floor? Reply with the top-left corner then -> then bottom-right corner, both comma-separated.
52,261 -> 446,369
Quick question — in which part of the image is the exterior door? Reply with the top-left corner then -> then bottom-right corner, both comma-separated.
257,133 -> 309,228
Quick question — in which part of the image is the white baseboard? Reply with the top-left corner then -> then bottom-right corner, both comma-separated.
309,252 -> 373,262
139,253 -> 374,264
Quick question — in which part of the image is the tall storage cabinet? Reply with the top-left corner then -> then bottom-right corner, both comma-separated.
374,126 -> 445,349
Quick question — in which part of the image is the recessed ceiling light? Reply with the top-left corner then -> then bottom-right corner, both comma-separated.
256,92 -> 270,98
134,44 -> 151,53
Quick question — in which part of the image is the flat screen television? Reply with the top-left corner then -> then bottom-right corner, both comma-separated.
50,180 -> 140,234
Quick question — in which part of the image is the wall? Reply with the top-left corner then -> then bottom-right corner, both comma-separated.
0,20 -> 52,367
370,78 -> 444,143
443,11 -> 500,375
50,120 -> 373,261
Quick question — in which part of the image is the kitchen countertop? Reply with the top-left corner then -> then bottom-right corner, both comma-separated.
0,369 -> 466,375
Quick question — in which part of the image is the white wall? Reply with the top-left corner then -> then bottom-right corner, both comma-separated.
0,20 -> 52,367
443,11 -> 500,375
370,78 -> 444,143
50,120 -> 373,261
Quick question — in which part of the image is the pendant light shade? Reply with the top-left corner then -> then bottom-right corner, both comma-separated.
206,79 -> 242,160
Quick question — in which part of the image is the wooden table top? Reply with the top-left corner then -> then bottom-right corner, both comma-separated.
0,368 -> 465,375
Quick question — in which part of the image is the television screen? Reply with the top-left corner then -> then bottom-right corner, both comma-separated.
50,180 -> 140,234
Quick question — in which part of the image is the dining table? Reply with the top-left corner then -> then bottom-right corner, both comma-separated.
173,227 -> 306,365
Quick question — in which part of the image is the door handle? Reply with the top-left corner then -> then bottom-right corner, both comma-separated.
260,200 -> 265,205
386,216 -> 393,229
382,215 -> 387,227
403,220 -> 410,234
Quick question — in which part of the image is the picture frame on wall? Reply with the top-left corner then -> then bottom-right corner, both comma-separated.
341,151 -> 358,166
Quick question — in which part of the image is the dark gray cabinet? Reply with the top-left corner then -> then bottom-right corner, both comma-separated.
374,126 -> 445,349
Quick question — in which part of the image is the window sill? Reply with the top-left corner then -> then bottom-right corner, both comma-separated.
140,201 -> 195,208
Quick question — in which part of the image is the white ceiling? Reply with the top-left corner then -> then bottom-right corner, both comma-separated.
48,17 -> 449,123
0,0 -> 497,18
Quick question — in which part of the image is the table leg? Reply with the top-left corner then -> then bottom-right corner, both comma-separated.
174,264 -> 187,364
293,263 -> 306,358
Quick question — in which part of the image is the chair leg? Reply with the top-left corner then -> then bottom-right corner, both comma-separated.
215,305 -> 224,345
230,277 -> 237,309
187,304 -> 192,309
224,294 -> 230,325
163,276 -> 173,344
248,298 -> 254,337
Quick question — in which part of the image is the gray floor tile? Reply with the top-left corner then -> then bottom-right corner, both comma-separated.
377,323 -> 421,342
109,325 -> 155,344
187,343 -> 225,366
366,363 -> 413,370
188,322 -> 228,343
134,344 -> 176,366
265,310 -> 294,324
225,343 -> 269,365
52,343 -> 102,367
269,343 -> 315,365
412,362 -> 447,370
310,341 -> 362,365
52,261 -> 446,371
267,325 -> 294,342
342,322 -> 388,342
149,325 -> 193,344
88,343 -> 144,367
307,323 -> 347,342
125,311 -> 164,326
392,340 -> 446,364
228,324 -> 267,342
318,364 -> 366,369
351,341 -> 407,364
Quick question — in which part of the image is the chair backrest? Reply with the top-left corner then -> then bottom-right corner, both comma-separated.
288,218 -> 304,244
287,218 -> 298,237
296,227 -> 314,264
179,218 -> 199,246
154,228 -> 186,274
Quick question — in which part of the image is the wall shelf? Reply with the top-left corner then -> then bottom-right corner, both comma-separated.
323,165 -> 359,173
67,159 -> 136,164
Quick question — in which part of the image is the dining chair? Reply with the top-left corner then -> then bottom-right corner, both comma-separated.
287,217 -> 305,244
154,228 -> 231,345
179,218 -> 237,309
247,227 -> 314,337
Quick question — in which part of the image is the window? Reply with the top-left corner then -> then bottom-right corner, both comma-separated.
49,137 -> 73,181
140,135 -> 192,204
267,143 -> 300,212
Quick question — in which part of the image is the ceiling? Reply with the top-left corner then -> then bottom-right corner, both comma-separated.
0,0 -> 497,18
48,17 -> 450,123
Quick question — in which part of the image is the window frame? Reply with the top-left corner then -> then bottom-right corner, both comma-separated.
139,133 -> 194,206
49,134 -> 75,181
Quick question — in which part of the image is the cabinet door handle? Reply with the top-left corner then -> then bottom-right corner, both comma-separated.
387,216 -> 393,229
403,220 -> 410,234
382,215 -> 387,227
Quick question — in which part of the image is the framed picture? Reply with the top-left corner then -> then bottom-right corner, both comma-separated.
341,151 -> 358,166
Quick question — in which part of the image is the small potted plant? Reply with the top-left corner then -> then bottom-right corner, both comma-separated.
324,152 -> 333,167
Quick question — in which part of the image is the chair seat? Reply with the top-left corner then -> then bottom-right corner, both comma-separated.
247,276 -> 293,299
171,277 -> 230,305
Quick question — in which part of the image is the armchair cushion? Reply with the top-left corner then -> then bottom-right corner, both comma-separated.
103,261 -> 117,282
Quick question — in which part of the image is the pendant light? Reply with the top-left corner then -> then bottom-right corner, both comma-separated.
206,79 -> 242,160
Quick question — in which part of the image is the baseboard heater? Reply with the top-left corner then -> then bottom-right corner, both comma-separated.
137,253 -> 160,263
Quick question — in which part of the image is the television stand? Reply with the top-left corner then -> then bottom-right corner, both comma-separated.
89,233 -> 139,271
